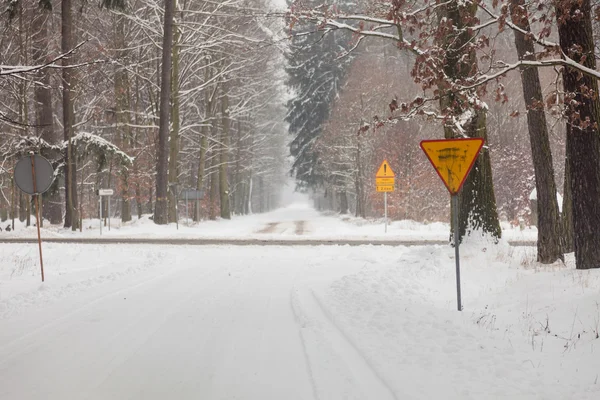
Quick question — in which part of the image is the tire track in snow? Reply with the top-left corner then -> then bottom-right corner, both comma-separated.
295,220 -> 306,235
256,222 -> 280,234
291,287 -> 398,400
291,290 -> 320,400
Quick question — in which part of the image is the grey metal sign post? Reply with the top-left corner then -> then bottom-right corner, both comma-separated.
384,192 -> 388,233
14,154 -> 54,282
452,195 -> 462,311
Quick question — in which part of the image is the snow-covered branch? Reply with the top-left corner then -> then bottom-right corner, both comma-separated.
0,41 -> 100,76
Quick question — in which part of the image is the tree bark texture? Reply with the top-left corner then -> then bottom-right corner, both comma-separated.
194,88 -> 211,221
133,65 -> 143,219
114,14 -> 132,223
339,190 -> 349,214
154,0 -> 176,225
209,154 -> 219,220
562,159 -> 574,252
454,111 -> 501,241
168,24 -> 181,223
556,0 -> 600,269
219,80 -> 231,219
19,192 -> 26,222
510,0 -> 563,263
62,0 -> 79,230
194,129 -> 208,221
440,1 -> 501,243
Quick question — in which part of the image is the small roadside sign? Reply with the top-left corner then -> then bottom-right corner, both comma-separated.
98,189 -> 114,234
375,160 -> 396,232
181,189 -> 204,200
14,155 -> 54,195
420,138 -> 484,195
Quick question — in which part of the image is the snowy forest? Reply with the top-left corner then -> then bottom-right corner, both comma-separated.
1,0 -> 600,269
0,0 -> 288,230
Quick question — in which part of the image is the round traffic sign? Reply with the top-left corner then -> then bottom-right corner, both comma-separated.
14,154 -> 55,195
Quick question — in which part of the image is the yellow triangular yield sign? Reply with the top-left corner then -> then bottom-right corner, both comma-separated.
376,160 -> 395,178
420,138 -> 484,195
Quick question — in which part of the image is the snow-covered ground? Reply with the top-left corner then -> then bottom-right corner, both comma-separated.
1,203 -> 598,399
1,199 -> 537,242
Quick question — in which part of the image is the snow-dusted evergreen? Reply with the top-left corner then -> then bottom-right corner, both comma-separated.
285,0 -> 352,190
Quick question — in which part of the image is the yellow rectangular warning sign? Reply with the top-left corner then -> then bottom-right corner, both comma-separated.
376,177 -> 395,186
376,185 -> 394,192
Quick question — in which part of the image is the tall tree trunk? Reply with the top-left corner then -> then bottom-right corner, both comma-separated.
194,131 -> 208,220
195,68 -> 215,221
209,154 -> 219,220
356,96 -> 365,218
440,1 -> 501,243
167,23 -> 181,223
219,80 -> 231,219
247,174 -> 253,214
16,4 -> 32,227
562,160 -> 574,252
355,135 -> 365,218
339,190 -> 349,214
0,196 -> 7,222
258,176 -> 265,213
62,0 -> 79,230
154,0 -> 176,225
195,107 -> 210,221
510,0 -> 563,263
233,120 -> 242,214
19,192 -> 26,222
31,7 -> 61,224
556,0 -> 600,269
134,59 -> 143,219
114,14 -> 133,223
10,178 -> 15,230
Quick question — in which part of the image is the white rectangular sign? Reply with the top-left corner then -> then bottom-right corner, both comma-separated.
99,189 -> 114,196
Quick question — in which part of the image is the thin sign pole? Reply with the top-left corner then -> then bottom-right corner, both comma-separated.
108,196 -> 111,231
185,191 -> 189,225
384,191 -> 388,233
452,194 -> 462,311
30,155 -> 45,282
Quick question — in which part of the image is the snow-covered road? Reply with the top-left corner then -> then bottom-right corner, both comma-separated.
0,245 -> 377,400
1,204 -> 598,399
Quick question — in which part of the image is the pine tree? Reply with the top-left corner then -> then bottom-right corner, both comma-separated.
285,2 -> 351,190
